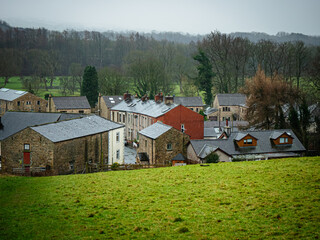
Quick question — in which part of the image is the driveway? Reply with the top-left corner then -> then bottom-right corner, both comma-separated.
124,146 -> 137,164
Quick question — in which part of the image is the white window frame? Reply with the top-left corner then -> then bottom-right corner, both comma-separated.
116,150 -> 120,159
181,124 -> 185,133
116,132 -> 120,142
167,143 -> 172,151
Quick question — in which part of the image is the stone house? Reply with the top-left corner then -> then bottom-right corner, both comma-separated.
0,88 -> 47,116
1,115 -> 124,175
173,96 -> 204,113
97,94 -> 123,119
137,122 -> 190,165
47,96 -> 91,114
207,94 -> 247,121
187,129 -> 305,163
111,93 -> 204,141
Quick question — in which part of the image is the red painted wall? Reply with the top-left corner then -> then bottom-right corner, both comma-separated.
157,105 -> 204,139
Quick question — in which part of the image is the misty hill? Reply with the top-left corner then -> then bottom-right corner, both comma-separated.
1,20 -> 320,45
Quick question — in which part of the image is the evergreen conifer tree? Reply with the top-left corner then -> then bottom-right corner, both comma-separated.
81,66 -> 99,108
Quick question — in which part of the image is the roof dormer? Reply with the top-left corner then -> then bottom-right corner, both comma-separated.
234,133 -> 257,147
270,131 -> 293,146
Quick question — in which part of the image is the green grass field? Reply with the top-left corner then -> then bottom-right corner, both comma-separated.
1,157 -> 319,239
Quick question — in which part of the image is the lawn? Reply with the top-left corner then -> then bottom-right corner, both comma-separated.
0,157 -> 319,239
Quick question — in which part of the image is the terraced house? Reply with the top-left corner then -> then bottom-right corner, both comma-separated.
187,129 -> 305,163
0,88 -> 47,115
111,93 -> 204,141
1,115 -> 124,175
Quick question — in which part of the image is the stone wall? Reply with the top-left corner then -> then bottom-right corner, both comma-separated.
0,93 -> 47,115
1,128 -> 54,173
54,132 -> 109,174
2,127 -> 110,175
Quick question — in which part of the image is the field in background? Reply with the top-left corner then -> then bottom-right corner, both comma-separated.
1,157 -> 319,239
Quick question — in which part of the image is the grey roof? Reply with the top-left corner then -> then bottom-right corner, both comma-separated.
52,96 -> 91,109
0,88 -> 27,101
190,129 -> 305,158
234,132 -> 252,141
204,128 -> 221,138
172,153 -> 186,161
111,98 -> 178,118
31,115 -> 123,143
204,107 -> 218,115
102,95 -> 123,108
174,97 -> 203,107
270,131 -> 293,140
139,122 -> 172,139
217,94 -> 247,106
0,112 -> 87,141
204,120 -> 249,128
198,144 -> 219,158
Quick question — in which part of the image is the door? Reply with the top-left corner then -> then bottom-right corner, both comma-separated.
23,152 -> 30,165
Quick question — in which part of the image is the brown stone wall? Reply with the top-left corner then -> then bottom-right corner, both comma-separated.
1,128 -> 54,173
53,132 -> 109,174
1,93 -> 47,115
99,97 -> 110,119
154,128 -> 190,165
136,134 -> 154,164
2,127 -> 109,175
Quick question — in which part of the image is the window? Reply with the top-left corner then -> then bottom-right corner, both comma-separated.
24,144 -> 30,151
26,101 -> 31,105
223,107 -> 230,112
37,100 -> 40,105
167,143 -> 172,151
17,101 -> 20,106
145,140 -> 147,148
116,150 -> 120,159
69,161 -> 74,170
79,110 -> 84,113
119,114 -> 122,123
247,139 -> 253,144
123,115 -> 125,123
190,108 -> 193,111
181,124 -> 185,133
196,108 -> 199,112
280,137 -> 288,144
116,132 -> 120,142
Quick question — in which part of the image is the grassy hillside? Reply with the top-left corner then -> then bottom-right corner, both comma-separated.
1,157 -> 319,239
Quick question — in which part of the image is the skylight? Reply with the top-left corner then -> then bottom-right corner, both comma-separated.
111,100 -> 115,103
109,97 -> 114,100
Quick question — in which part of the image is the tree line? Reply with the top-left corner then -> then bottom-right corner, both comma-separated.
0,26 -> 319,104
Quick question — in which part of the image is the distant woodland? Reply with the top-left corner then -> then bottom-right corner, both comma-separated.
0,20 -> 319,102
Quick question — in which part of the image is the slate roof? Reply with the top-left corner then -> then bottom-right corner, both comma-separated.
204,107 -> 218,115
172,153 -> 186,161
204,120 -> 249,128
174,97 -> 203,107
217,93 -> 247,106
31,115 -> 123,143
111,98 -> 178,118
0,88 -> 27,101
52,96 -> 91,109
102,95 -> 123,108
204,128 -> 221,138
270,131 -> 292,140
0,112 -> 87,141
190,129 -> 305,158
139,122 -> 172,139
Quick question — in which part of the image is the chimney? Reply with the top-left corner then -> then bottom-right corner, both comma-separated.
0,117 -> 3,130
48,94 -> 52,112
164,95 -> 174,105
224,119 -> 231,137
154,93 -> 163,103
123,91 -> 131,102
141,94 -> 148,102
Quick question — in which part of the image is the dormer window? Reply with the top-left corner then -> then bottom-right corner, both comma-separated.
270,131 -> 293,146
280,137 -> 288,144
244,139 -> 253,144
235,133 -> 257,147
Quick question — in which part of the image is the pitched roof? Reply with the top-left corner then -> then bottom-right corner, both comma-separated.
52,96 -> 91,109
204,128 -> 221,138
216,93 -> 247,106
111,98 -> 178,118
0,88 -> 27,101
204,120 -> 249,128
139,122 -> 172,139
190,129 -> 305,158
174,97 -> 203,107
102,95 -> 123,108
31,115 -> 123,143
270,131 -> 293,140
0,112 -> 86,141
172,153 -> 186,161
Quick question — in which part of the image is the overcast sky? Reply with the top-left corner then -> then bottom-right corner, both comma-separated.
1,0 -> 320,35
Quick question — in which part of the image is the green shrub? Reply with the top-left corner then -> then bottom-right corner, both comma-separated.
205,152 -> 219,163
111,162 -> 120,170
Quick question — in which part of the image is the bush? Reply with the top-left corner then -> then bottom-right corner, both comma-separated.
111,162 -> 120,170
205,152 -> 219,163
